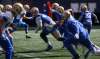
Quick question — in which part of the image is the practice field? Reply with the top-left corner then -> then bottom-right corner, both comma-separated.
0,28 -> 100,59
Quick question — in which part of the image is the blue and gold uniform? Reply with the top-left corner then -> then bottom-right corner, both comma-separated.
61,14 -> 94,59
13,13 -> 30,38
0,14 -> 13,59
34,13 -> 60,51
31,7 -> 61,51
79,11 -> 92,34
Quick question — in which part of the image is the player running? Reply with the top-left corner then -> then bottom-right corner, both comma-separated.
60,10 -> 100,59
79,4 -> 100,55
30,7 -> 62,51
79,4 -> 99,34
12,3 -> 31,39
0,11 -> 14,59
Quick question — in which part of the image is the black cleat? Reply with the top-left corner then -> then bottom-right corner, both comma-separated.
26,35 -> 31,39
84,50 -> 91,59
45,45 -> 53,51
72,55 -> 80,59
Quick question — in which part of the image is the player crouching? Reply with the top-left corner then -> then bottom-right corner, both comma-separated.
59,10 -> 100,59
30,7 -> 62,51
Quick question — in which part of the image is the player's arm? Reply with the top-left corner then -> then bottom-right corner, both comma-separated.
92,13 -> 99,23
23,15 -> 33,20
35,17 -> 42,33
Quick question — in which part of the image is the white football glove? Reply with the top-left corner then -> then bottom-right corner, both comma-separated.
74,33 -> 79,39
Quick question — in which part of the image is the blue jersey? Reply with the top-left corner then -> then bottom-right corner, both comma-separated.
35,14 -> 55,25
0,15 -> 13,59
62,15 -> 88,40
35,14 -> 56,34
62,16 -> 79,39
62,16 -> 94,59
79,11 -> 93,34
0,15 -> 12,34
78,21 -> 89,39
13,12 -> 25,24
13,15 -> 23,24
52,9 -> 62,21
79,11 -> 92,24
12,13 -> 29,34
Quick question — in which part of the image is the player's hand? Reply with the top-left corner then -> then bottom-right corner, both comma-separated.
74,33 -> 79,39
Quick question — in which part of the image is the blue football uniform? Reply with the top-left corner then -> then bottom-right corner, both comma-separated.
0,14 -> 13,59
79,11 -> 92,34
61,15 -> 94,59
35,13 -> 57,51
52,9 -> 62,21
13,14 -> 29,34
35,14 -> 56,34
51,10 -> 63,35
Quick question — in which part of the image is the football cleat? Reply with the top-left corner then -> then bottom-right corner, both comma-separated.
45,45 -> 53,51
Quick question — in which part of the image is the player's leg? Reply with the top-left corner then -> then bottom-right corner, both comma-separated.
84,23 -> 92,34
6,30 -> 14,58
83,40 -> 93,59
81,23 -> 92,58
79,36 -> 94,59
63,39 -> 80,59
19,22 -> 31,38
87,25 -> 92,34
86,39 -> 100,56
40,30 -> 52,51
0,36 -> 13,59
51,29 -> 61,41
5,30 -> 13,46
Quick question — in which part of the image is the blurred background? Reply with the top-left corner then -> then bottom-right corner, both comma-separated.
0,0 -> 100,26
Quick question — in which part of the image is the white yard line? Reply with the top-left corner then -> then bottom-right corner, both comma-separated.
34,58 -> 41,59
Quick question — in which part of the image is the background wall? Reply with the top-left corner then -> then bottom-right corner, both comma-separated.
0,0 -> 100,26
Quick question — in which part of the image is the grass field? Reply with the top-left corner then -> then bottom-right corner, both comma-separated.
0,28 -> 100,59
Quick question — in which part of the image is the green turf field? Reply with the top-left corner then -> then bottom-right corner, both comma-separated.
0,28 -> 100,59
